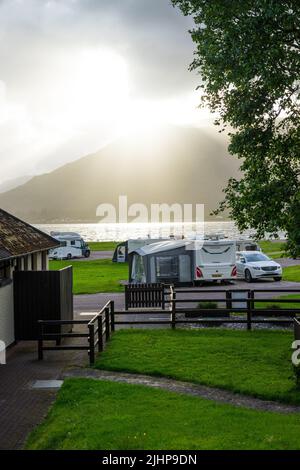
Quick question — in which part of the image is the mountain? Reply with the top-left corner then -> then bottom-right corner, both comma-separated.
0,175 -> 33,194
0,126 -> 240,223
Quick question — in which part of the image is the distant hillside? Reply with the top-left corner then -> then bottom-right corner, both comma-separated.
0,175 -> 33,194
0,126 -> 240,223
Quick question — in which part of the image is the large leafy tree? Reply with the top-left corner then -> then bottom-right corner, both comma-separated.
172,0 -> 300,256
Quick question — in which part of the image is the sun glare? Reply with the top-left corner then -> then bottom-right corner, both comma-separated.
51,49 -> 130,129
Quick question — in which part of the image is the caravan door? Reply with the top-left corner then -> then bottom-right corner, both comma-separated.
179,255 -> 191,282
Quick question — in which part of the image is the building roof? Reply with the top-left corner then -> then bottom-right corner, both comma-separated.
0,208 -> 59,260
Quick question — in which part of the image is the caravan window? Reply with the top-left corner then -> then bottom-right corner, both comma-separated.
201,244 -> 234,264
156,256 -> 179,281
132,255 -> 145,282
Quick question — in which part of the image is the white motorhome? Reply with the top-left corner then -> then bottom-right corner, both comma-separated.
49,232 -> 90,260
194,239 -> 237,282
236,240 -> 261,252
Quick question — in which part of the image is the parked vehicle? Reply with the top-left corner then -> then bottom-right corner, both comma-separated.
236,251 -> 282,282
194,240 -> 237,282
129,239 -> 237,285
236,240 -> 261,252
49,232 -> 90,260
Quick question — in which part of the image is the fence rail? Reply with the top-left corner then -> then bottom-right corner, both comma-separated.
37,301 -> 114,365
113,286 -> 300,330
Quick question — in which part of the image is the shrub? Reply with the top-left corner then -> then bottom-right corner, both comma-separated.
197,301 -> 218,310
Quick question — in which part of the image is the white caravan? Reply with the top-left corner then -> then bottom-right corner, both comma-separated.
194,240 -> 237,282
49,232 -> 90,260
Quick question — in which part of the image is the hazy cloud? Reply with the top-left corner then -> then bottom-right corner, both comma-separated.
0,0 -> 206,183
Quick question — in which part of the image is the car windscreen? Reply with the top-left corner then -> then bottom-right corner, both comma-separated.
245,253 -> 270,262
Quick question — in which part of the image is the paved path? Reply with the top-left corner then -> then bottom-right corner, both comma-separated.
75,251 -> 113,261
0,338 -> 86,450
276,257 -> 300,268
62,368 -> 300,415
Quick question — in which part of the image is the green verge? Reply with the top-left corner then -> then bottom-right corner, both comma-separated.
259,240 -> 286,255
49,259 -> 128,294
88,241 -> 120,252
283,265 -> 300,282
25,378 -> 300,450
95,329 -> 300,405
255,293 -> 300,310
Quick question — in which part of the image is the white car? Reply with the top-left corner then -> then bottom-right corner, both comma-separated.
236,251 -> 282,282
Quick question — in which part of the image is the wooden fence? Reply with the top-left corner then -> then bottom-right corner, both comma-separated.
295,318 -> 300,341
37,285 -> 300,363
125,283 -> 166,310
38,301 -> 114,365
114,286 -> 300,330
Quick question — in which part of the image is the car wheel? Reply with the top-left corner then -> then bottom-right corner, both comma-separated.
274,277 -> 282,282
84,251 -> 90,258
245,269 -> 253,283
67,253 -> 72,260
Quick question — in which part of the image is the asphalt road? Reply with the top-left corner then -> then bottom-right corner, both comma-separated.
74,278 -> 300,315
75,251 -> 113,261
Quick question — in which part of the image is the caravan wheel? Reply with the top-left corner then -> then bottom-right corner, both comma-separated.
67,253 -> 72,260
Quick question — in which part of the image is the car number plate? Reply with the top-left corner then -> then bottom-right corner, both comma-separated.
212,274 -> 222,278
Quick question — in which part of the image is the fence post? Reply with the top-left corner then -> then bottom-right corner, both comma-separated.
110,301 -> 115,332
38,321 -> 44,361
125,286 -> 129,310
247,291 -> 253,331
162,284 -> 165,310
89,323 -> 95,365
226,291 -> 232,311
171,290 -> 176,330
97,314 -> 103,352
105,307 -> 110,341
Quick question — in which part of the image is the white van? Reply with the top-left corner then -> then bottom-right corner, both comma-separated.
49,232 -> 90,260
194,240 -> 237,282
236,240 -> 261,252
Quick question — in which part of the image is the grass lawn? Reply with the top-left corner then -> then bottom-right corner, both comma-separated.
50,259 -> 128,294
255,293 -> 300,310
283,265 -> 300,282
259,240 -> 286,257
25,378 -> 300,450
88,241 -> 120,251
95,329 -> 300,405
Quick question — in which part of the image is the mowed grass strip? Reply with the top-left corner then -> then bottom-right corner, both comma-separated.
25,378 -> 300,450
50,259 -> 128,294
283,265 -> 300,282
88,241 -> 120,252
259,240 -> 286,256
95,329 -> 300,404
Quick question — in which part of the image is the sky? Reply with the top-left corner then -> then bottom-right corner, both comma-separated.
0,0 -> 214,185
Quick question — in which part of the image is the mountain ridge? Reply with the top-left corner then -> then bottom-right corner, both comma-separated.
0,126 -> 240,223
